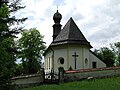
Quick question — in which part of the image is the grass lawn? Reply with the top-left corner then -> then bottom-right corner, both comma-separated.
21,76 -> 120,90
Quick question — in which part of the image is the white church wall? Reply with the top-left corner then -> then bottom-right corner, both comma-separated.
44,46 -> 106,74
53,47 -> 68,73
83,48 -> 90,69
89,52 -> 106,68
69,45 -> 91,70
44,50 -> 53,73
69,46 -> 83,70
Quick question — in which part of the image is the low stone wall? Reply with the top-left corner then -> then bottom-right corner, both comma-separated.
11,70 -> 44,88
64,67 -> 120,82
11,67 -> 120,87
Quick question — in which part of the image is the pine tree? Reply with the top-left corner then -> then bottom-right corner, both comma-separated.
0,0 -> 27,89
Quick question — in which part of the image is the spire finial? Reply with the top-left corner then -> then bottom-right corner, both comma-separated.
57,6 -> 58,12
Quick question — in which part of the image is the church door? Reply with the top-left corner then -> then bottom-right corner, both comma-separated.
92,62 -> 97,68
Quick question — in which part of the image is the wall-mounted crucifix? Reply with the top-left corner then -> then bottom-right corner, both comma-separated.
72,52 -> 79,69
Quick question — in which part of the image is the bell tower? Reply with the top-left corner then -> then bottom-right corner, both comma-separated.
53,10 -> 62,41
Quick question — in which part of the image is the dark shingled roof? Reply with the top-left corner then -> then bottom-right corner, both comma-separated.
50,17 -> 92,48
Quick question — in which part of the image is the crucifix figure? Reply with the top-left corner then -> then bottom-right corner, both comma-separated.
72,52 -> 79,69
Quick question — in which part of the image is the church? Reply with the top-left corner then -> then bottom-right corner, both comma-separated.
43,10 -> 106,73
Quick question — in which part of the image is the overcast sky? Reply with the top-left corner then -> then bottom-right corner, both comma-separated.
15,0 -> 120,49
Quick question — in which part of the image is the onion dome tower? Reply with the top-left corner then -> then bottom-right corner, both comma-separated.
53,10 -> 62,41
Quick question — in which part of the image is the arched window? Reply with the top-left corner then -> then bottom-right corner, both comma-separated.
85,58 -> 88,65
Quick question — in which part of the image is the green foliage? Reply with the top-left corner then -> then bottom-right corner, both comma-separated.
94,47 -> 115,67
0,0 -> 27,89
17,28 -> 46,74
0,4 -> 15,90
0,3 -> 9,41
21,77 -> 120,90
14,63 -> 24,76
0,37 -> 16,90
0,3 -> 9,17
0,1 -> 27,39
94,42 -> 120,67
111,42 -> 120,66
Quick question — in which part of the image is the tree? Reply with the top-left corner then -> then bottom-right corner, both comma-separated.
111,42 -> 120,66
17,28 -> 46,74
14,63 -> 24,76
0,0 -> 27,89
114,42 -> 120,65
0,39 -> 18,89
94,47 -> 115,67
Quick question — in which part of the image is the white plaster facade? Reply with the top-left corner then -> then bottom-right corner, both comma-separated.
44,44 -> 106,73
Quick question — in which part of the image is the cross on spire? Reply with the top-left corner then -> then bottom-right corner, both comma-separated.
72,52 -> 79,69
57,6 -> 58,10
